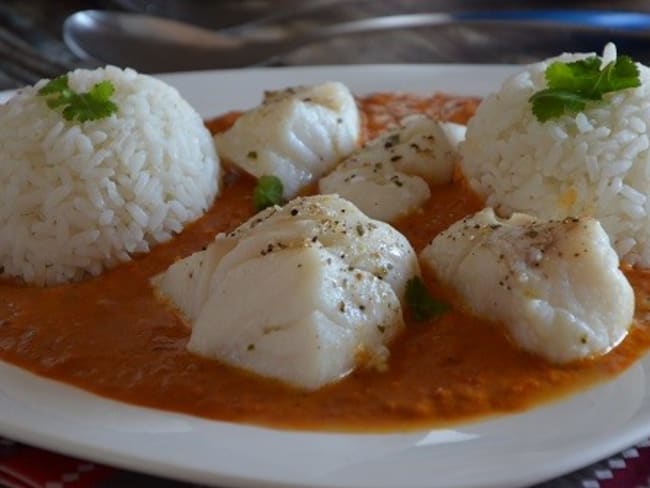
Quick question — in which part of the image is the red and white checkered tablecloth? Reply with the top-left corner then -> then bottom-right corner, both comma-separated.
0,436 -> 648,488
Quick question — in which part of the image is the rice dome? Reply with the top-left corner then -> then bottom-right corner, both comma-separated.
460,44 -> 650,266
0,66 -> 219,285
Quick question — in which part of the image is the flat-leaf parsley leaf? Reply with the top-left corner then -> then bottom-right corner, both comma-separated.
530,55 -> 640,122
253,175 -> 284,212
405,277 -> 448,321
38,75 -> 118,122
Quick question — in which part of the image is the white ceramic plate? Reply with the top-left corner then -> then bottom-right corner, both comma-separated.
1,65 -> 649,488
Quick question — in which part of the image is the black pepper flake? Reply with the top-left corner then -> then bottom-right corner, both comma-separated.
377,324 -> 386,333
390,155 -> 402,162
247,150 -> 258,159
525,230 -> 539,238
247,344 -> 255,351
359,304 -> 366,311
290,208 -> 299,216
384,134 -> 400,148
336,117 -> 343,124
356,223 -> 365,236
311,236 -> 318,243
339,302 -> 346,313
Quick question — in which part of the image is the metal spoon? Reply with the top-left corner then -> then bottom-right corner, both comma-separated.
63,9 -> 650,73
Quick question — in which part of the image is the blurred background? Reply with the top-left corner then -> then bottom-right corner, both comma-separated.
3,0 -> 650,89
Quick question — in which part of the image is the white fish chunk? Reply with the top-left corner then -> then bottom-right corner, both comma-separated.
346,115 -> 463,184
153,195 -> 419,389
319,115 -> 464,221
438,121 -> 466,153
190,245 -> 402,390
220,194 -> 419,299
215,82 -> 360,198
420,208 -> 634,363
320,167 -> 430,222
151,243 -> 230,324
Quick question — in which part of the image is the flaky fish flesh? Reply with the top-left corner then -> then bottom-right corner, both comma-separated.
320,116 -> 464,221
215,82 -> 360,198
420,208 -> 634,363
153,195 -> 419,389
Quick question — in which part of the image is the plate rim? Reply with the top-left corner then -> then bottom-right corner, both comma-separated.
1,63 -> 649,488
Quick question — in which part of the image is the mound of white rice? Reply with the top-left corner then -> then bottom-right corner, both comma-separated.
460,44 -> 650,267
0,66 -> 220,285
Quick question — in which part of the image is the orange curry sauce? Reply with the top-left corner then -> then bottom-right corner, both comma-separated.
1,93 -> 650,432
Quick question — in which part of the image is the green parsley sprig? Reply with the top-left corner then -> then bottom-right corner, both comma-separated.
405,276 -> 448,321
253,175 -> 284,212
38,74 -> 118,122
529,55 -> 641,122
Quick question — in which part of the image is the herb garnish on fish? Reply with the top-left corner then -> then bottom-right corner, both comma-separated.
253,175 -> 284,211
405,276 -> 447,321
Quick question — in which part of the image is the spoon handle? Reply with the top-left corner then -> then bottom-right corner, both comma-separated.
309,10 -> 650,39
264,10 -> 650,61
64,8 -> 650,72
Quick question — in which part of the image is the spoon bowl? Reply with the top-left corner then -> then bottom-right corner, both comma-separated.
63,11 -> 256,72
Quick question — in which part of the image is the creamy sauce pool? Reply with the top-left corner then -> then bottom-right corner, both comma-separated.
1,93 -> 650,431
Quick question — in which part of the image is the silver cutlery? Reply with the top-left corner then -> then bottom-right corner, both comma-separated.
0,25 -> 72,86
63,9 -> 650,73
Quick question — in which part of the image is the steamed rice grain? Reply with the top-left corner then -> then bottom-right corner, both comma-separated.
0,66 -> 220,285
460,44 -> 650,267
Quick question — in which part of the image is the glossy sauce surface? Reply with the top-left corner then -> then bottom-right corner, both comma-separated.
1,93 -> 649,431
